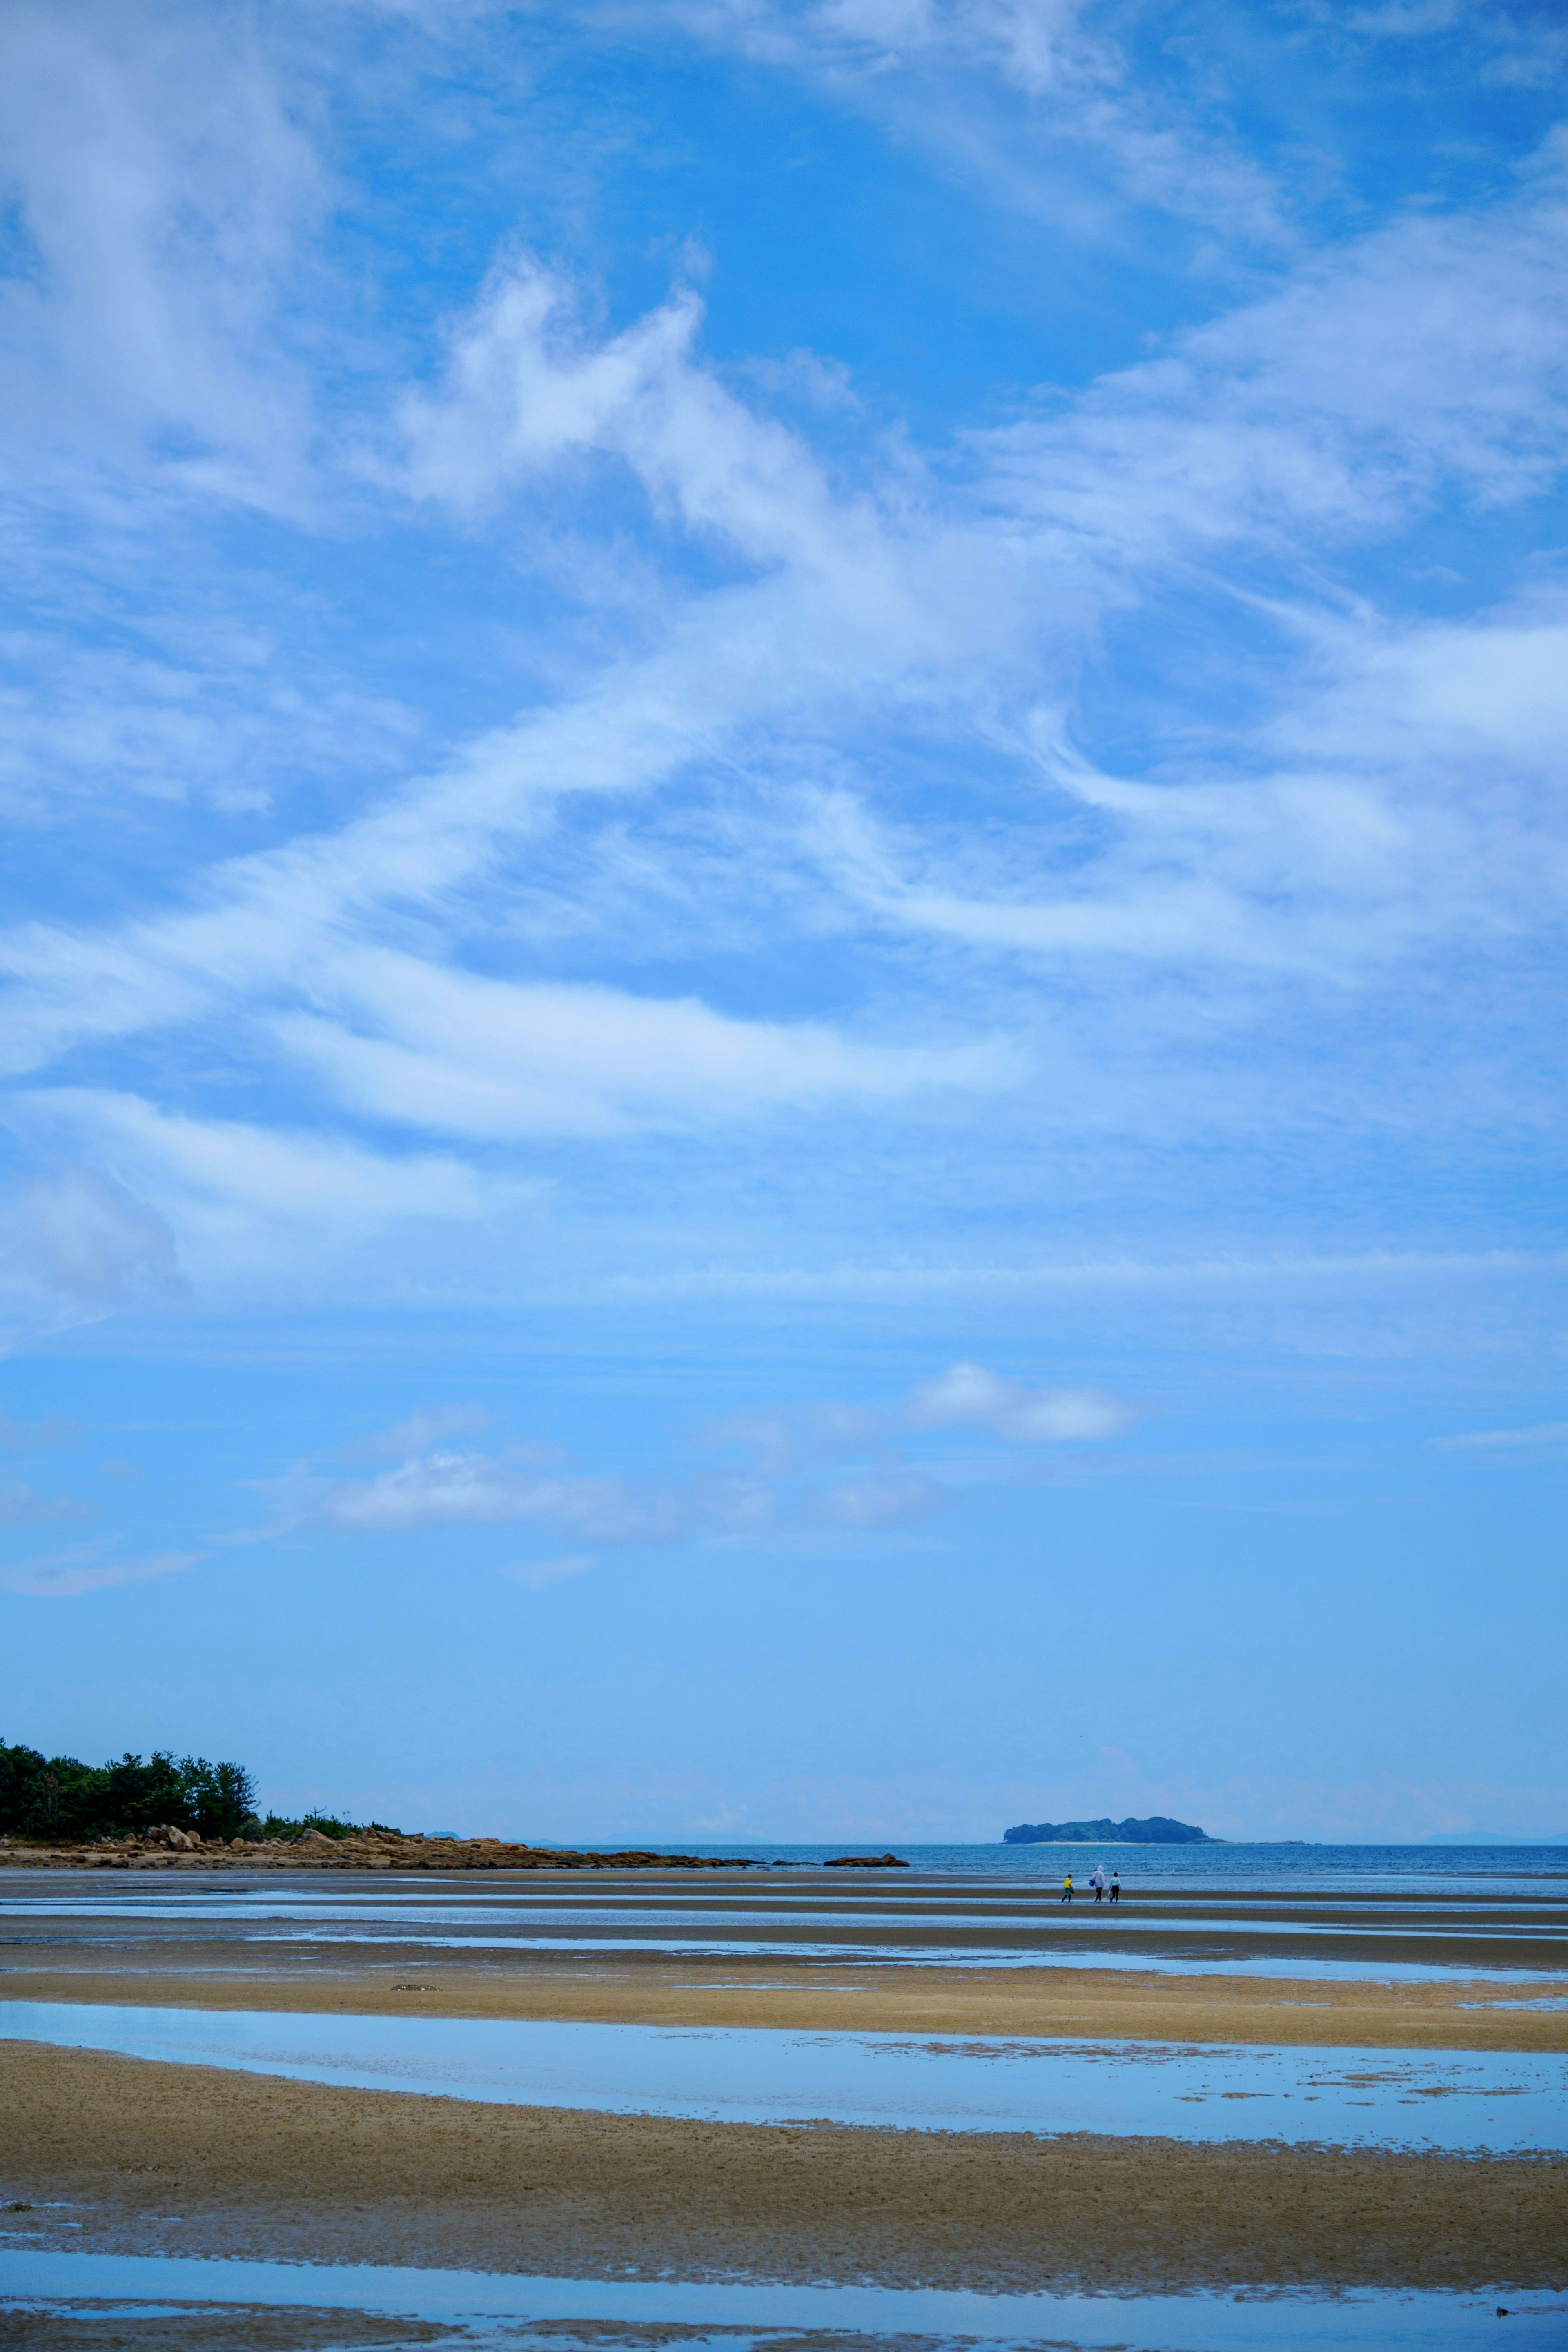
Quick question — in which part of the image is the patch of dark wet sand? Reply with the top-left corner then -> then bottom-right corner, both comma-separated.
4,1949 -> 1564,2052
0,2302 -> 460,2350
2,2042 -> 1563,2295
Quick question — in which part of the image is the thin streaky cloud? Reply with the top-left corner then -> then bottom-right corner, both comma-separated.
1435,1421 -> 1568,1451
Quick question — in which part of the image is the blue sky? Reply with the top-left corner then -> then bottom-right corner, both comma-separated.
2,0 -> 1566,1844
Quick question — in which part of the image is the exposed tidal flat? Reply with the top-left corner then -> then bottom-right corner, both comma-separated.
2,1863 -> 1566,2345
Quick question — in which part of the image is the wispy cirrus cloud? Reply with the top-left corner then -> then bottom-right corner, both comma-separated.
1435,1420 -> 1568,1452
650,0 -> 1291,252
0,0 -> 324,512
0,1541 -> 201,1599
0,2 -> 1561,1363
0,1481 -> 95,1528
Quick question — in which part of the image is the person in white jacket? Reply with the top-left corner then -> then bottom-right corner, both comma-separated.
1090,1864 -> 1107,1902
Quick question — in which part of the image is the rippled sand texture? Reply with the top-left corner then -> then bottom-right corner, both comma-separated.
3,2040 -> 1566,2295
2,1866 -> 1565,2316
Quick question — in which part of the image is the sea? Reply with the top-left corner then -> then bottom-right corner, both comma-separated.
568,1840 -> 1568,1884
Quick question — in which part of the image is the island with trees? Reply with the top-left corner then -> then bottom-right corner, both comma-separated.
1002,1814 -> 1221,1843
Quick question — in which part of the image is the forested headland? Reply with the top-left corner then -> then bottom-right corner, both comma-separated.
0,1737 -> 376,1845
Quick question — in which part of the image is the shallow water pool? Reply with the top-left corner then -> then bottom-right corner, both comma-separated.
2,2250 -> 1565,2350
2,2001 -> 1562,2153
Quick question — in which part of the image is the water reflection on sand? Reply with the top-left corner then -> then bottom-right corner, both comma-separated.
4,1869 -> 1567,1987
2,2001 -> 1562,2153
2,2250 -> 1565,2350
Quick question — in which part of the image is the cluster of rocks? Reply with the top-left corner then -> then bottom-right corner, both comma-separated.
0,1829 -> 778,1872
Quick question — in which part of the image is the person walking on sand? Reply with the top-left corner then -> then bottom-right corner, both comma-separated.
1061,1871 -> 1074,1903
1091,1864 -> 1106,1903
1109,1870 -> 1120,1904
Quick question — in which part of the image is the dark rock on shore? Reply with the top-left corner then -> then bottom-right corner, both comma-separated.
822,1852 -> 909,1868
0,1831 -> 766,1873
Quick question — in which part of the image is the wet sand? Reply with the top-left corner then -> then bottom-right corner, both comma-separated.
4,1947 -> 1564,2052
6,1866 -> 1566,1980
3,2040 -> 1564,2295
0,2303 -> 458,2351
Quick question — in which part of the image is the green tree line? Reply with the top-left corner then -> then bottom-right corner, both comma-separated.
0,1737 -> 382,1844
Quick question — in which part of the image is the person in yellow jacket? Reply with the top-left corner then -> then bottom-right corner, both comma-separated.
1061,1871 -> 1074,1903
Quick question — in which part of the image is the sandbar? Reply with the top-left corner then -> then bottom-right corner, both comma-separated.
3,1947 -> 1564,2051
2,2041 -> 1564,2294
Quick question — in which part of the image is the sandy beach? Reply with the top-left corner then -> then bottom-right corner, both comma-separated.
3,1864 -> 1565,2052
4,1866 -> 1564,2332
3,2038 -> 1564,2295
4,1947 -> 1565,2052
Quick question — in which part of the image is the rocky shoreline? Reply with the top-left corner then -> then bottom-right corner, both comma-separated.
0,1829 -> 755,1871
0,1830 -> 908,1871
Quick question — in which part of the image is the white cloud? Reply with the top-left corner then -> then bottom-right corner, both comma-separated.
394,255 -> 883,583
906,1361 -> 1134,1441
0,628 -> 418,821
0,1541 -> 201,1599
17,1092 -> 493,1229
271,1356 -> 1126,1565
0,1 -> 323,511
654,0 -> 1288,250
0,18 -> 1561,1334
310,1448 -> 749,1546
1274,595 -> 1568,775
4,169 -> 1558,1207
977,168 -> 1568,557
278,958 -> 1010,1138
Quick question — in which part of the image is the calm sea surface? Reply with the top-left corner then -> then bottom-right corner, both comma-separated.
571,1842 -> 1568,1885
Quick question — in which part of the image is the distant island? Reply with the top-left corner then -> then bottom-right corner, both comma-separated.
1003,1814 -> 1221,1844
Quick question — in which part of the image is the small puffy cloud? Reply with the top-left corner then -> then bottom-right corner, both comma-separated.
0,1543 -> 201,1599
316,1450 -> 697,1546
906,1361 -> 1134,1441
311,1440 -> 938,1548
258,1355 -> 1131,1572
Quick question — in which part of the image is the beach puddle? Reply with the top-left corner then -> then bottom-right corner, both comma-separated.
3,2252 -> 1566,2350
1,2003 -> 1561,2153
